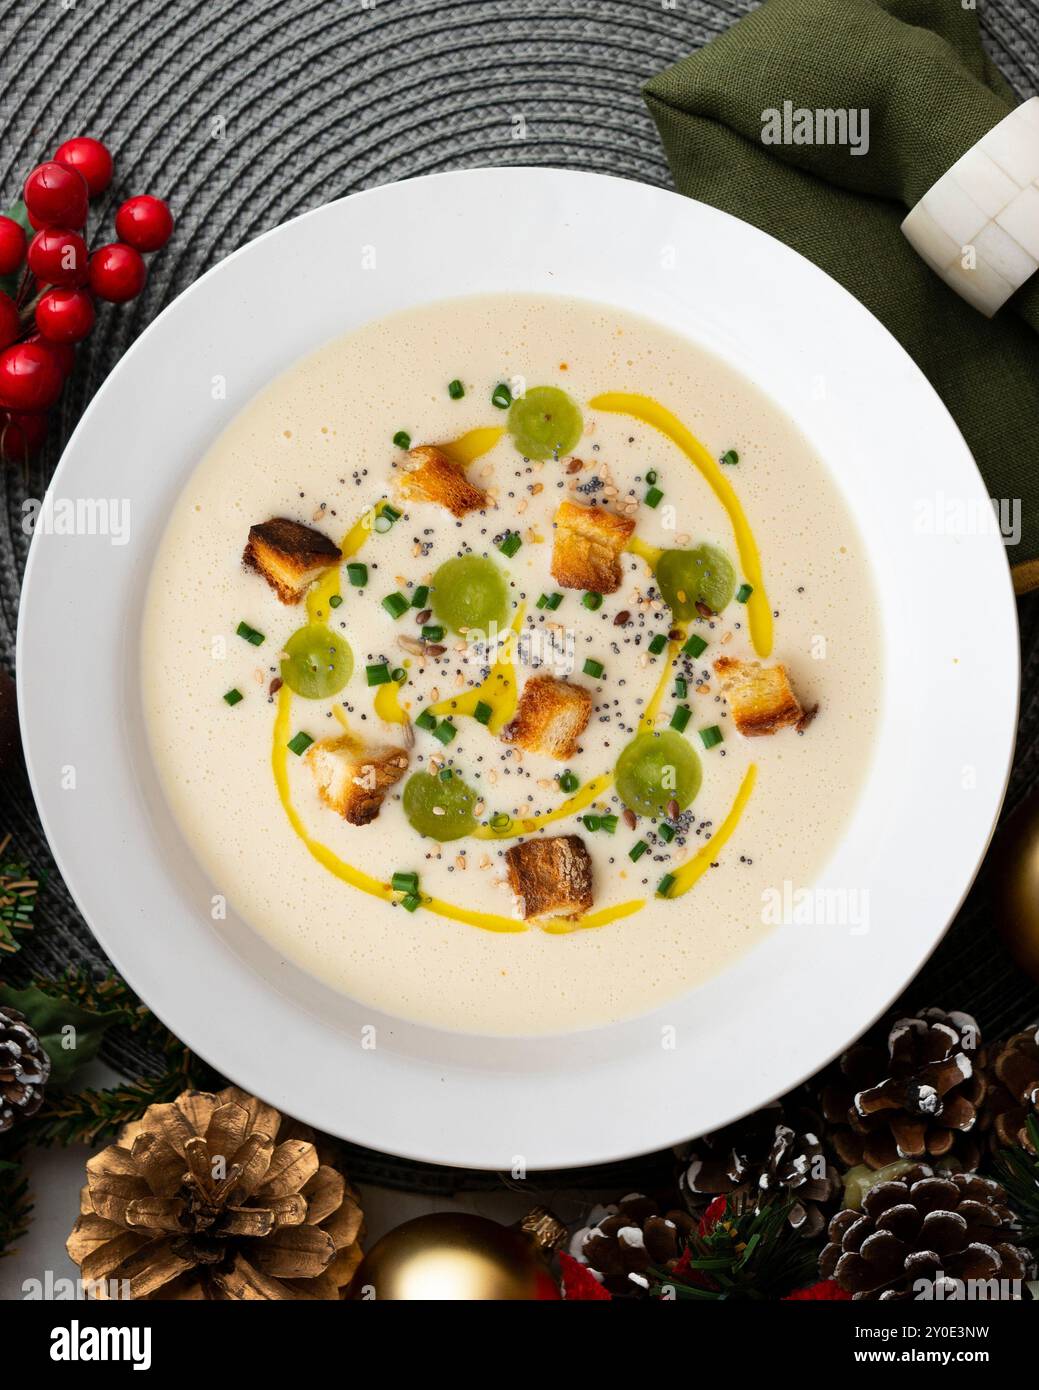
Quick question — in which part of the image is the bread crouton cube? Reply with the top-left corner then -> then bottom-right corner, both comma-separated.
305,735 -> 409,825
550,500 -> 635,593
243,517 -> 342,605
501,675 -> 592,761
505,835 -> 593,920
712,657 -> 812,737
398,445 -> 489,518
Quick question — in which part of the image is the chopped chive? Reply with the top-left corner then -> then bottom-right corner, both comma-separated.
439,767 -> 453,782
736,583 -> 753,603
400,892 -> 422,913
582,814 -> 602,832
366,662 -> 391,686
657,873 -> 677,898
382,592 -> 409,619
559,770 -> 579,793
411,585 -> 429,608
670,705 -> 692,732
223,688 -> 243,706
673,677 -> 687,698
490,811 -> 512,831
236,620 -> 265,646
629,839 -> 649,862
645,486 -> 664,508
448,378 -> 465,400
433,719 -> 457,745
582,591 -> 603,611
391,667 -> 407,683
658,822 -> 676,843
700,725 -> 723,749
544,592 -> 563,610
391,870 -> 419,895
583,658 -> 605,679
415,709 -> 437,730
600,814 -> 618,834
329,593 -> 343,609
645,469 -> 657,485
720,449 -> 740,465
287,731 -> 313,756
374,504 -> 401,533
474,700 -> 493,725
647,633 -> 667,656
421,624 -> 445,642
393,430 -> 411,450
498,531 -> 522,558
347,562 -> 368,587
491,382 -> 512,410
682,633 -> 708,658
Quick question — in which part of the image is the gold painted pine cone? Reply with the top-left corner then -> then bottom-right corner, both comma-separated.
820,1009 -> 984,1171
978,1025 -> 1039,1155
819,1165 -> 1030,1301
66,1086 -> 364,1299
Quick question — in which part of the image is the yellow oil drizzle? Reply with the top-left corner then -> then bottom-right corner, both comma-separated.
590,392 -> 773,658
374,680 -> 408,724
627,534 -> 663,573
438,425 -> 504,467
473,771 -> 613,841
427,605 -> 524,734
668,764 -> 757,897
541,900 -> 645,935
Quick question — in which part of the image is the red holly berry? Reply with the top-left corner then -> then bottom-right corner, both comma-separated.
0,291 -> 20,350
115,195 -> 173,253
783,1279 -> 852,1301
27,228 -> 89,286
23,161 -> 89,230
0,408 -> 48,460
36,288 -> 94,344
88,243 -> 146,302
0,215 -> 27,275
0,341 -> 64,410
52,136 -> 113,198
25,332 -> 75,377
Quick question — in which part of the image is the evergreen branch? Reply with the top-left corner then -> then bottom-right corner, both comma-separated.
650,1196 -> 819,1301
0,1148 -> 33,1259
995,1115 -> 1039,1254
0,833 -> 38,955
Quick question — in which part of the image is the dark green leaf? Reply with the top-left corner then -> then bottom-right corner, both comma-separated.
0,983 -> 123,1088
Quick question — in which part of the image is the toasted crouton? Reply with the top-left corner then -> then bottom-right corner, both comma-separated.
712,657 -> 813,737
550,500 -> 635,593
243,517 -> 342,604
505,835 -> 593,919
305,735 -> 409,825
397,445 -> 489,518
501,675 -> 592,761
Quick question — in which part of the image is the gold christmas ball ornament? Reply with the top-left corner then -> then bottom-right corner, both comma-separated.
66,1086 -> 365,1300
349,1207 -> 567,1300
992,789 -> 1039,984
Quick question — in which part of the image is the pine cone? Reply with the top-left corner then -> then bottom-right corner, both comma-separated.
978,1025 -> 1039,1155
0,1005 -> 51,1132
568,1194 -> 695,1295
820,1165 -> 1030,1300
66,1086 -> 365,1299
679,1101 -> 839,1237
821,1009 -> 984,1170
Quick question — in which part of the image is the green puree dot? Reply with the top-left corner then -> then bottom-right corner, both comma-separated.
280,625 -> 353,699
403,770 -> 478,841
507,386 -> 583,460
431,555 -> 508,635
615,730 -> 702,817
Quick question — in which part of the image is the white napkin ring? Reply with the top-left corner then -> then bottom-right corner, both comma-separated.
901,96 -> 1039,317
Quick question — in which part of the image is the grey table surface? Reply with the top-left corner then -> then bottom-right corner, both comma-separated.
0,0 -> 1037,1196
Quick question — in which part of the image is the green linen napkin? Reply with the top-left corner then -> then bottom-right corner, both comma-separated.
644,0 -> 1039,588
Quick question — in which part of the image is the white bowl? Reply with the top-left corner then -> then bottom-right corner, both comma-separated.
18,169 -> 1018,1169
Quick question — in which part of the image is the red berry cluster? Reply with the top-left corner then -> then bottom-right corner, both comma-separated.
0,136 -> 173,460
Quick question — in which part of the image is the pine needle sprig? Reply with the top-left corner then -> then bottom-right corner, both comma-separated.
0,833 -> 38,955
0,1149 -> 33,1258
650,1196 -> 819,1301
995,1114 -> 1039,1254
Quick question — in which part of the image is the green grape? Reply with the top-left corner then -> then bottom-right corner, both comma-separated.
431,555 -> 508,635
280,624 -> 353,699
507,386 -> 583,460
615,730 -> 702,818
655,544 -> 737,619
402,770 -> 478,841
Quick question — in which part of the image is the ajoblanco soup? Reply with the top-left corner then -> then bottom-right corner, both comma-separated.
143,295 -> 880,1035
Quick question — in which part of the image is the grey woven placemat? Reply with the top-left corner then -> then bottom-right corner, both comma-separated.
0,0 -> 1037,1193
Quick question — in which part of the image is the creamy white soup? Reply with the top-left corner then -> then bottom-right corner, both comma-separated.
143,294 -> 880,1035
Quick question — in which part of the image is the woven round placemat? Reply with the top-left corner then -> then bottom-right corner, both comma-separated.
0,0 -> 1036,1194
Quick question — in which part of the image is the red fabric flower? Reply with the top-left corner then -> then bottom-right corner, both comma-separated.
783,1279 -> 852,1301
559,1251 -> 612,1300
699,1195 -> 728,1236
